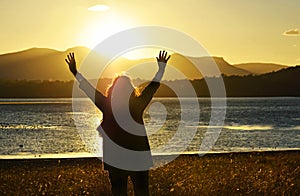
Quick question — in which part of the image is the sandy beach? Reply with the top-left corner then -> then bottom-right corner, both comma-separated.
1,150 -> 299,195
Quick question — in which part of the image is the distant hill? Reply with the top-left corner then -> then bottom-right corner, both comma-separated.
86,53 -> 249,80
184,55 -> 251,77
0,47 -> 90,81
0,47 -> 289,81
234,63 -> 288,75
99,54 -> 257,79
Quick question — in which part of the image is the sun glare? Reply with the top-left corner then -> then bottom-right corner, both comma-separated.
122,48 -> 159,60
79,11 -> 134,50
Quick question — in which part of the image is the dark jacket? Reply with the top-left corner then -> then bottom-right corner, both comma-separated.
77,73 -> 160,171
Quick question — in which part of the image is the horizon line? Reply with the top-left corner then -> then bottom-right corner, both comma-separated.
0,46 -> 298,66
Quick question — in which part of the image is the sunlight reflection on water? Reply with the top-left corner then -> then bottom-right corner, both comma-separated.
0,97 -> 299,157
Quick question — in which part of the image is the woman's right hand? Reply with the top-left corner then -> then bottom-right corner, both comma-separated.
65,52 -> 78,76
152,50 -> 170,82
156,50 -> 171,70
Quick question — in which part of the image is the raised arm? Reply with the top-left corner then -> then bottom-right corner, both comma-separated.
65,53 -> 106,110
138,51 -> 171,107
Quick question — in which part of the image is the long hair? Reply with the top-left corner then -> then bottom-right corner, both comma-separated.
106,74 -> 140,98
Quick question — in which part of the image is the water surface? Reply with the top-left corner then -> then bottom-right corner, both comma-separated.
0,97 -> 299,158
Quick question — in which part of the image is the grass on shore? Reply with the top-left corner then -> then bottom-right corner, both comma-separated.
1,150 -> 300,195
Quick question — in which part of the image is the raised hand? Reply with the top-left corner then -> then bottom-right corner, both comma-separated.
65,52 -> 77,76
156,50 -> 171,70
153,50 -> 170,82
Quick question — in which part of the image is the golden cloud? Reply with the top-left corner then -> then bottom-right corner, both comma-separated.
283,29 -> 300,36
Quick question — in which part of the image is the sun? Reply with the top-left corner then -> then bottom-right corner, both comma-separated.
79,6 -> 134,50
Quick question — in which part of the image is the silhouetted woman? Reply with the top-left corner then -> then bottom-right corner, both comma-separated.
65,51 -> 170,196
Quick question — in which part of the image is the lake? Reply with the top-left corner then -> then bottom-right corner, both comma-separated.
0,97 -> 299,158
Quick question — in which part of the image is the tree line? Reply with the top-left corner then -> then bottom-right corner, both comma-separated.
0,66 -> 299,98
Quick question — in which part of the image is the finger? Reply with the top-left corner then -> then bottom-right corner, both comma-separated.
156,57 -> 159,61
166,55 -> 171,62
163,51 -> 167,59
68,53 -> 72,60
159,50 -> 162,59
65,59 -> 69,64
70,54 -> 74,61
162,50 -> 165,59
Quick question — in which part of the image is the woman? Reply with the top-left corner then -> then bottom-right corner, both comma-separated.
65,51 -> 170,196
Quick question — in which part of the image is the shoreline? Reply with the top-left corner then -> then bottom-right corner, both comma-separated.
1,150 -> 299,195
1,148 -> 300,160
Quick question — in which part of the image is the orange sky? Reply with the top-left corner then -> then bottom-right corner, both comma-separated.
1,0 -> 300,65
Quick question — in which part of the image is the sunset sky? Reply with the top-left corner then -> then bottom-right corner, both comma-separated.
1,0 -> 300,65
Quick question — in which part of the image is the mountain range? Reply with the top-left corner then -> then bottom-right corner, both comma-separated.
0,47 -> 290,81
